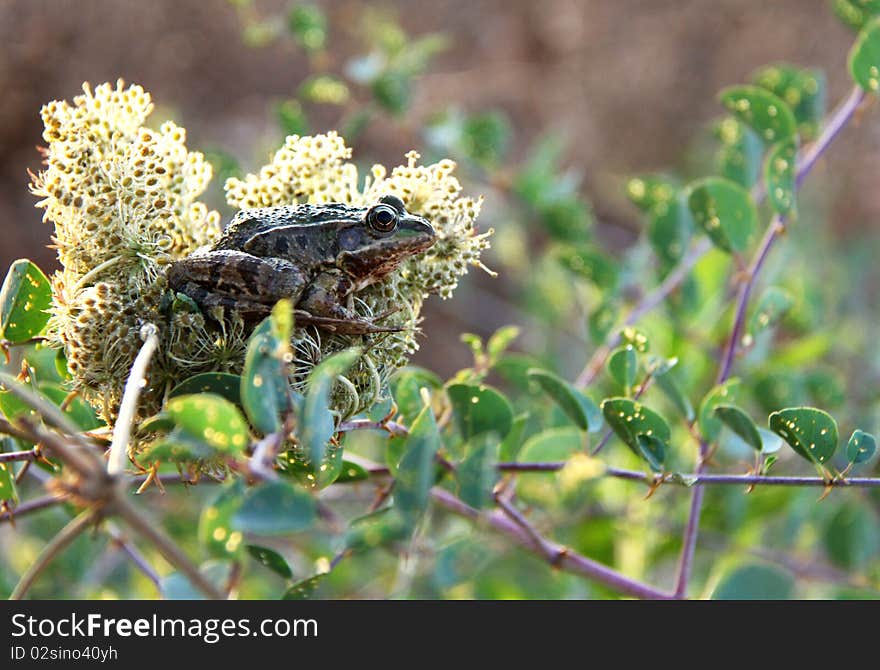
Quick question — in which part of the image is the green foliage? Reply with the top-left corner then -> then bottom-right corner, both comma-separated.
394,405 -> 441,527
527,368 -> 601,432
600,398 -> 671,466
849,17 -> 880,92
768,407 -> 839,466
240,306 -> 293,435
446,383 -> 513,441
846,429 -> 876,464
714,405 -> 763,452
712,563 -> 794,599
0,259 -> 51,343
231,481 -> 317,536
687,177 -> 757,253
719,85 -> 797,144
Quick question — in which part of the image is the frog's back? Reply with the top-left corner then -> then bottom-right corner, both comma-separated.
213,203 -> 360,249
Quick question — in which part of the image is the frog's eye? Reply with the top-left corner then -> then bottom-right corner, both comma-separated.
367,204 -> 399,233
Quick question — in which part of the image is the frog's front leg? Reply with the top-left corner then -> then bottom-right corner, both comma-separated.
296,270 -> 401,334
167,250 -> 308,320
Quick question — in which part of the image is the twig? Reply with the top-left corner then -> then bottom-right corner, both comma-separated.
104,521 -> 163,595
431,488 -> 672,599
337,418 -> 410,437
112,494 -> 225,600
107,324 -> 159,476
0,448 -> 38,464
10,509 -> 95,599
0,493 -> 68,524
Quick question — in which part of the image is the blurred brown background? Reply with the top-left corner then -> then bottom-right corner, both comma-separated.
1,0 -> 877,373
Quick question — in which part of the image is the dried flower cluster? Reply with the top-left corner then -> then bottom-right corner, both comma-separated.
32,82 -> 489,423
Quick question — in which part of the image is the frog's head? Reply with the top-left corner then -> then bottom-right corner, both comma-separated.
336,195 -> 437,285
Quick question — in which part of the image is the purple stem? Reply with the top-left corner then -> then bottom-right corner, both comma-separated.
431,487 -> 673,599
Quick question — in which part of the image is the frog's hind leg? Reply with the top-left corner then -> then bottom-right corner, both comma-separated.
167,250 -> 307,321
296,270 -> 402,334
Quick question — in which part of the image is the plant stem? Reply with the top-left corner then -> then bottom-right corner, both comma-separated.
0,493 -> 68,525
108,324 -> 158,476
10,509 -> 95,599
495,462 -> 880,487
0,448 -> 37,464
432,487 -> 672,599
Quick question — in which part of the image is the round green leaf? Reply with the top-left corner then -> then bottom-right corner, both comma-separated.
823,502 -> 879,569
850,17 -> 880,93
335,459 -> 370,483
241,317 -> 291,435
165,393 -> 250,454
715,117 -> 764,188
526,369 -> 601,432
247,545 -> 293,579
768,406 -> 839,465
687,177 -> 757,253
171,373 -> 242,406
395,405 -> 442,525
750,286 -> 795,336
764,139 -> 798,216
712,563 -> 794,600
698,379 -> 740,442
600,397 -> 671,461
606,345 -> 637,394
282,574 -> 325,600
834,0 -> 880,31
301,348 -> 360,473
648,195 -> 694,265
391,367 -> 442,422
719,85 -> 797,143
198,482 -> 246,559
846,429 -> 876,464
714,405 -> 763,452
636,434 -> 666,473
752,64 -> 826,138
231,481 -> 317,536
0,259 -> 52,342
446,383 -> 513,440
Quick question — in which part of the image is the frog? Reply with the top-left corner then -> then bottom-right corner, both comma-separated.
166,194 -> 436,334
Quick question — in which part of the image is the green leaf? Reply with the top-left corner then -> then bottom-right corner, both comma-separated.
517,427 -> 584,505
650,358 -> 694,422
198,482 -> 246,559
834,0 -> 880,31
850,17 -> 880,93
275,99 -> 309,136
162,561 -> 230,600
37,382 -> 101,431
625,175 -> 679,213
846,429 -> 876,464
391,367 -> 441,422
241,315 -> 291,435
281,574 -> 325,600
600,397 -> 671,462
698,379 -> 740,442
823,502 -> 879,569
715,117 -> 764,189
636,434 -> 665,472
456,437 -> 499,509
171,373 -> 242,406
138,429 -> 217,464
345,509 -> 410,553
750,287 -> 795,336
526,369 -> 601,432
687,177 -> 757,253
0,259 -> 52,342
372,71 -> 411,115
395,405 -> 441,525
606,345 -> 637,394
714,405 -> 763,452
298,75 -> 350,105
499,413 -> 529,461
486,325 -> 521,362
719,85 -> 797,143
588,300 -> 617,345
165,393 -> 250,454
768,407 -> 839,465
764,139 -> 798,216
446,383 -> 513,440
336,459 -> 370,483
247,545 -> 293,579
752,64 -> 826,139
712,563 -> 794,599
300,348 -> 359,474
647,195 -> 694,265
555,246 -> 618,290
0,460 -> 18,503
287,3 -> 327,51
231,481 -> 317,536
